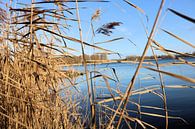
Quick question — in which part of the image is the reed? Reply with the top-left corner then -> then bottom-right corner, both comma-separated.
0,0 -> 194,129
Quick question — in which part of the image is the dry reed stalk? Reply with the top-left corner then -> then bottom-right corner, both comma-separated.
161,29 -> 195,48
0,1 -> 85,128
150,46 -> 168,129
152,39 -> 195,67
1,1 -> 194,129
107,1 -> 165,128
144,66 -> 195,83
75,0 -> 95,128
125,1 -> 168,127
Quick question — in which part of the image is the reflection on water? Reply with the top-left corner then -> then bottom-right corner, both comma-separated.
69,58 -> 195,129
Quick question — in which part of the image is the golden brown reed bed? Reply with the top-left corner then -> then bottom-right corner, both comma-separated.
0,0 -> 195,129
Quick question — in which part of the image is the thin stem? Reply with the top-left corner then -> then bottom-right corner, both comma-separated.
75,1 -> 95,128
107,0 -> 165,128
29,0 -> 34,57
150,46 -> 168,129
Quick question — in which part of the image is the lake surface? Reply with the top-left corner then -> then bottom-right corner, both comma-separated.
69,58 -> 195,129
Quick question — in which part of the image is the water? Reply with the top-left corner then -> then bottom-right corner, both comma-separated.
68,58 -> 195,129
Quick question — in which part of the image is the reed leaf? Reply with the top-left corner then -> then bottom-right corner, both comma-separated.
33,0 -> 109,4
124,0 -> 148,21
95,37 -> 124,44
144,66 -> 195,83
161,29 -> 195,48
37,27 -> 114,53
168,8 -> 195,24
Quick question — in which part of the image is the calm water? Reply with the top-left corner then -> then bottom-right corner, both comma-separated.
69,58 -> 195,129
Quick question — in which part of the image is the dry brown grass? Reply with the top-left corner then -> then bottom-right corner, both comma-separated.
0,0 -> 194,129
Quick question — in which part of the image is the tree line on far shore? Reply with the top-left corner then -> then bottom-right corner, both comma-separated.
124,51 -> 195,61
58,51 -> 195,64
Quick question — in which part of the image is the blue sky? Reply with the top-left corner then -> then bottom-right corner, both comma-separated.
3,0 -> 195,58
69,0 -> 195,58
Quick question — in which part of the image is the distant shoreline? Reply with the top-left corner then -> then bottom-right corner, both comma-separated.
61,58 -> 195,67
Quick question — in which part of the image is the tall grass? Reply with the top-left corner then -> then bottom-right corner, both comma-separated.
0,0 -> 194,129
